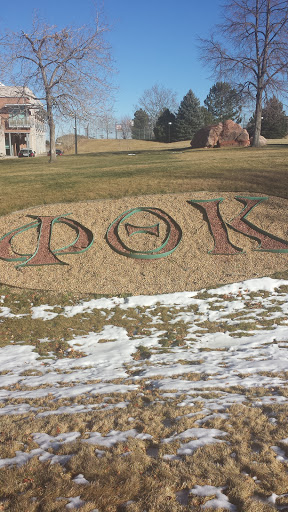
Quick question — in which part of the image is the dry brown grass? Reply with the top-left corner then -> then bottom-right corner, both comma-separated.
1,138 -> 288,510
1,399 -> 288,511
64,138 -> 190,154
0,138 -> 288,216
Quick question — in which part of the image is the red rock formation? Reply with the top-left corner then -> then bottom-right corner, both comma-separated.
250,135 -> 267,146
190,123 -> 223,148
191,120 -> 250,148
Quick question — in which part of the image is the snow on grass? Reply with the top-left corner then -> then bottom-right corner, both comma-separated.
1,277 -> 288,411
0,448 -> 73,469
271,445 -> 288,465
190,485 -> 237,510
83,429 -> 153,448
1,277 -> 288,509
163,427 -> 227,457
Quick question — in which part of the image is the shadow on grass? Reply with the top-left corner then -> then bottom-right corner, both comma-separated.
64,143 -> 288,158
205,168 -> 288,199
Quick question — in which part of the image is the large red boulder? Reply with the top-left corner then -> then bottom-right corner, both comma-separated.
250,135 -> 267,146
218,119 -> 250,147
191,120 -> 250,148
190,123 -> 223,148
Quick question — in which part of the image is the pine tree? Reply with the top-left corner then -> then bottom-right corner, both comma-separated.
131,109 -> 150,139
200,106 -> 216,126
175,90 -> 203,141
153,109 -> 176,142
247,96 -> 288,139
261,96 -> 287,139
204,82 -> 242,123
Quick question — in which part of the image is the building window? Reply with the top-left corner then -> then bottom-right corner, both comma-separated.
8,108 -> 30,128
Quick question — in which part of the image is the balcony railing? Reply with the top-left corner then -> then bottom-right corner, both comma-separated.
8,117 -> 31,128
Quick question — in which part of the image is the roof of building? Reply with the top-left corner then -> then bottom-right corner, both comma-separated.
0,84 -> 42,106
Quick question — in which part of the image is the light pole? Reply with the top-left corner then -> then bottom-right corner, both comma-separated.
168,122 -> 172,143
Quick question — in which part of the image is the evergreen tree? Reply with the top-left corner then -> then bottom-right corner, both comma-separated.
247,96 -> 287,139
175,90 -> 203,140
261,96 -> 287,139
153,109 -> 176,142
204,82 -> 242,123
200,106 -> 216,126
246,115 -> 255,137
131,109 -> 150,139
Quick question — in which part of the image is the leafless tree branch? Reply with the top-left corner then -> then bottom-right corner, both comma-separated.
0,9 -> 114,160
199,0 -> 288,146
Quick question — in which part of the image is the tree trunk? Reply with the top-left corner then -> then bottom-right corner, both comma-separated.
49,117 -> 56,162
252,88 -> 263,147
47,98 -> 56,162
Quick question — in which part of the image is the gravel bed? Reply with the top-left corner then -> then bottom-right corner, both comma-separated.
0,192 -> 287,295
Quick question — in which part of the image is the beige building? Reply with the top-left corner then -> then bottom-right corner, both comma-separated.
0,84 -> 46,156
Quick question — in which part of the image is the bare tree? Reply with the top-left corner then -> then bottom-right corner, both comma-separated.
119,116 -> 132,139
1,11 -> 113,160
136,83 -> 178,133
97,109 -> 116,139
199,0 -> 288,147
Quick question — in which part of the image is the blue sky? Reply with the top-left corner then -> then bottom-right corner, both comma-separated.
1,0 -> 224,123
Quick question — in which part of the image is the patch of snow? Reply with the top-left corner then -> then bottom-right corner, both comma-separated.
83,429 -> 152,448
65,496 -> 86,509
73,474 -> 89,485
31,304 -> 59,320
208,277 -> 288,295
190,485 -> 237,510
271,446 -> 288,464
163,428 -> 227,456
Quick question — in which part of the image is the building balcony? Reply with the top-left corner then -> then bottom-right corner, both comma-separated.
8,117 -> 31,128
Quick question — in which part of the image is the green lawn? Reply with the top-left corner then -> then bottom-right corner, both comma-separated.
0,139 -> 287,216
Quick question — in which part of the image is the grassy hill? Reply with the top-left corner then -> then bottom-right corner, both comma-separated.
0,138 -> 288,216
